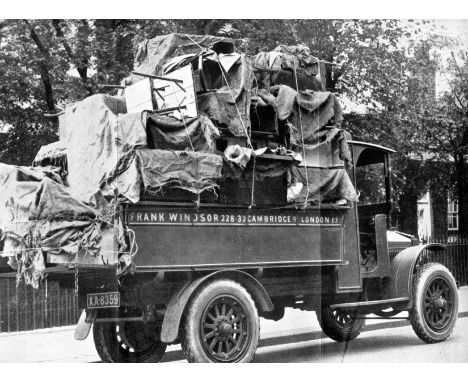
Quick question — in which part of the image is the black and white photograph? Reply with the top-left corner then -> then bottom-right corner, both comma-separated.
0,1 -> 468,369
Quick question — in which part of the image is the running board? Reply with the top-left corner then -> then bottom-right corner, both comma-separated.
330,297 -> 410,312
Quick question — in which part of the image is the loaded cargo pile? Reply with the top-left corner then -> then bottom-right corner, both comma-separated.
0,33 -> 358,287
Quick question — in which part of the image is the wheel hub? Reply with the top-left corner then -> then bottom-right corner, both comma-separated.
215,320 -> 233,339
332,309 -> 355,328
433,297 -> 447,310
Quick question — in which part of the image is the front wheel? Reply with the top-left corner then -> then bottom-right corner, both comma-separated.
181,279 -> 260,363
409,263 -> 458,343
93,321 -> 167,363
317,305 -> 365,342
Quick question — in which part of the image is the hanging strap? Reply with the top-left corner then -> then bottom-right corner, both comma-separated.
293,60 -> 310,208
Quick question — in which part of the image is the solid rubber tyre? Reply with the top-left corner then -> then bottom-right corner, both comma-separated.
409,262 -> 458,343
181,279 -> 260,363
317,305 -> 365,342
93,321 -> 167,363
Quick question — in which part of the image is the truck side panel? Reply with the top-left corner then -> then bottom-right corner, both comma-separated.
336,204 -> 362,293
127,205 -> 347,270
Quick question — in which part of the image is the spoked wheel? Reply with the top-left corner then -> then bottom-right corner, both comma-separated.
181,279 -> 260,363
93,321 -> 167,363
409,263 -> 458,343
317,305 -> 365,342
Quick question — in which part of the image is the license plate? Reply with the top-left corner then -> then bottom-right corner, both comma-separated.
87,292 -> 120,309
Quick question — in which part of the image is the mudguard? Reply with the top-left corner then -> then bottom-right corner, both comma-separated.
74,309 -> 93,340
160,270 -> 273,344
385,244 -> 446,306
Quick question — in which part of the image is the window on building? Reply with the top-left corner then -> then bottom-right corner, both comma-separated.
448,197 -> 459,231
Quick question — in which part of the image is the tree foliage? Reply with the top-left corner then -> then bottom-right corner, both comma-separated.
0,19 -> 466,234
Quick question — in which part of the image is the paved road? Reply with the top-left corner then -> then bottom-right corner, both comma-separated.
1,287 -> 467,363
252,314 -> 468,363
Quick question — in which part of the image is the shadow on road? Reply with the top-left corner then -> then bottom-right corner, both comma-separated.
158,332 -> 426,363
92,313 -> 468,363
252,334 -> 424,363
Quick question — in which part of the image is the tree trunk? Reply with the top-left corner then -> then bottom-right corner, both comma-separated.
94,20 -> 134,85
24,20 -> 56,113
51,19 -> 89,84
38,63 -> 55,113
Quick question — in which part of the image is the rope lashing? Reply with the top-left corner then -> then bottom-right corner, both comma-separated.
293,59 -> 310,208
249,156 -> 256,209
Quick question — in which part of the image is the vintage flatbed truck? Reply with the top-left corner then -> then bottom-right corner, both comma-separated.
62,140 -> 459,363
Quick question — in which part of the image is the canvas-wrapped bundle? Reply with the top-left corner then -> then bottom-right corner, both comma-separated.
135,149 -> 223,196
0,164 -> 112,287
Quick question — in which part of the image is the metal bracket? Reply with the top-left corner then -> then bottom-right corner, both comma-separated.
132,71 -> 184,84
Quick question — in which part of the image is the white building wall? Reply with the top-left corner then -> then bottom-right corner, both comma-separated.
417,191 -> 432,241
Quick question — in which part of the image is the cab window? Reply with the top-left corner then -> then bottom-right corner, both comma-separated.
356,162 -> 386,205
354,148 -> 389,206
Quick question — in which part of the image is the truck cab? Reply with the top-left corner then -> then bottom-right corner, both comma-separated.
351,141 -> 395,278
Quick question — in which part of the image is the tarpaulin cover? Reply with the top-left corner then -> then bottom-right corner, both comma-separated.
220,156 -> 290,206
33,141 -> 67,169
60,94 -> 147,203
197,91 -> 251,137
253,45 -> 322,89
0,164 -> 108,287
135,149 -> 223,195
59,93 -> 225,203
287,166 -> 359,204
162,53 -> 199,75
273,45 -> 319,76
273,86 -> 343,145
146,113 -> 220,153
253,51 -> 283,87
274,85 -> 298,120
298,128 -> 352,166
222,155 -> 291,181
296,90 -> 343,124
197,54 -> 253,137
127,33 -> 234,84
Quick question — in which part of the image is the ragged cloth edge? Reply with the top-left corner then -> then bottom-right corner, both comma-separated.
0,163 -> 125,288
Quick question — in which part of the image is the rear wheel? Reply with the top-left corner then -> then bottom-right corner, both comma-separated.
317,305 -> 365,342
181,279 -> 260,363
409,263 -> 458,343
93,321 -> 167,363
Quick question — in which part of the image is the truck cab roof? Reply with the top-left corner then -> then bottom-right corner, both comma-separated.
348,140 -> 396,154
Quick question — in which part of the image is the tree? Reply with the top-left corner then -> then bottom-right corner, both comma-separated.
425,49 -> 468,234
342,27 -> 468,237
1,19 -> 465,238
0,20 -> 60,164
0,19 -> 174,164
341,31 -> 455,236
